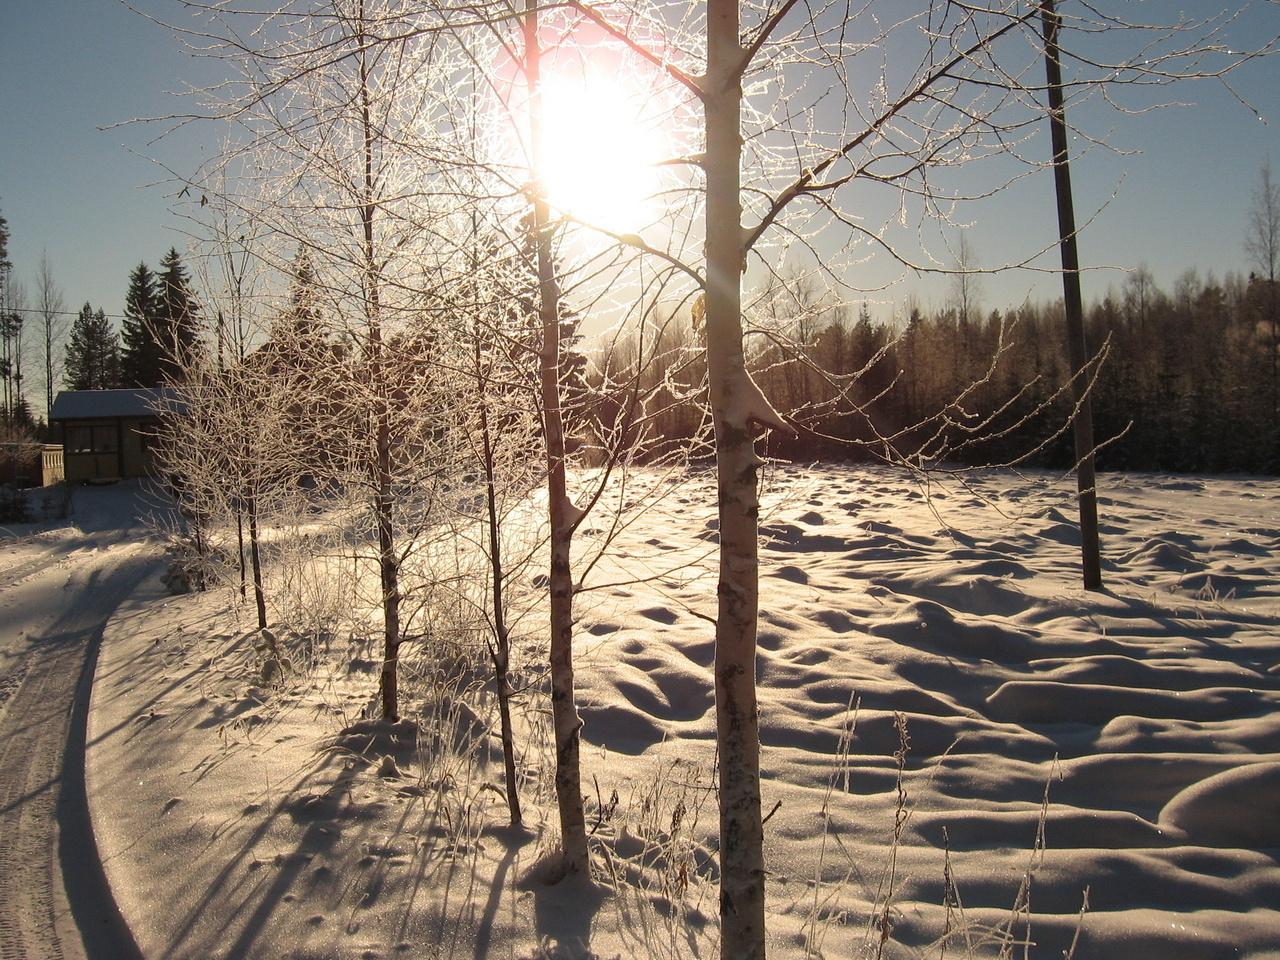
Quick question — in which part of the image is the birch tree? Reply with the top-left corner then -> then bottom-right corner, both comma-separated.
520,3 -> 591,874
450,255 -> 545,827
416,7 -> 709,875
188,193 -> 263,602
153,345 -> 289,619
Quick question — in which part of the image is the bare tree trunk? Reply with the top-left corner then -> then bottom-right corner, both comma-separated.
348,3 -> 404,722
215,306 -> 249,603
477,333 -> 522,826
246,493 -> 268,630
1041,0 -> 1103,592
45,325 -> 53,423
13,314 -> 23,419
236,507 -> 247,599
523,4 -> 588,875
706,0 -> 767,953
37,255 -> 63,427
375,462 -> 401,720
191,509 -> 209,593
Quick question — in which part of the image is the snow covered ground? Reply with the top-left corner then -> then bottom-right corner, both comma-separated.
0,481 -> 169,959
84,466 -> 1280,959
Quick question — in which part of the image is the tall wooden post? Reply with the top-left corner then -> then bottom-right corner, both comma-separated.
1041,0 -> 1103,591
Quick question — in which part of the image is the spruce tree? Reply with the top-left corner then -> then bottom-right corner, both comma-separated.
0,310 -> 20,421
284,248 -> 322,341
156,248 -> 201,379
10,395 -> 34,431
120,262 -> 163,387
65,303 -> 120,390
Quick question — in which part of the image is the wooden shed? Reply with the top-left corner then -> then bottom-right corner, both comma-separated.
50,388 -> 176,483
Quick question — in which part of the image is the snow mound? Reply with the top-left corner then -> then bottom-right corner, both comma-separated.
1159,763 -> 1280,847
330,718 -> 419,759
1121,537 -> 1198,570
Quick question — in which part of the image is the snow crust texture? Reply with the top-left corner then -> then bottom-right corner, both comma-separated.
86,467 -> 1280,959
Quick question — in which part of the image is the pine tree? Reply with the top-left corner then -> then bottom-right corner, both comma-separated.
155,248 -> 201,379
559,312 -> 590,439
120,262 -> 163,387
267,248 -> 336,477
0,310 -> 21,420
65,303 -> 120,390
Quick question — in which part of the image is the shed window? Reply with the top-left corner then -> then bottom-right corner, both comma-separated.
66,426 -> 92,454
65,424 -> 119,454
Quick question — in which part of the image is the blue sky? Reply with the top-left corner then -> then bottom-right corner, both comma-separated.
1,1 -> 1278,334
0,2 -> 217,318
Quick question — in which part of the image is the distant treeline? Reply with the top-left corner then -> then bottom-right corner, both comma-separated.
596,270 -> 1279,475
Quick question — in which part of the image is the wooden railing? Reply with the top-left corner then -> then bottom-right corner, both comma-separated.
42,444 -> 64,486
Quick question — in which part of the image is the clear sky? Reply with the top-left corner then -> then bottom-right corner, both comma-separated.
1,1 -> 1279,337
0,1 -> 218,321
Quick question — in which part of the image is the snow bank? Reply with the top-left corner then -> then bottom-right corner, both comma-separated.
87,466 -> 1280,958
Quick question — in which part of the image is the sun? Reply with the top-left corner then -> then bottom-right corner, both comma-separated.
534,63 -> 668,233
492,29 -> 678,235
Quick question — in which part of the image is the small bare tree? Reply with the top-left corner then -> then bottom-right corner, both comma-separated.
454,273 -> 545,827
155,347 -> 292,622
419,6 -> 714,875
35,253 -> 66,427
152,0 -> 475,721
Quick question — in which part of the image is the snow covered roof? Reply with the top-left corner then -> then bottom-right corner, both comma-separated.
50,388 -> 180,421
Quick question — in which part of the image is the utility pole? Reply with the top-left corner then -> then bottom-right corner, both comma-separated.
1041,0 -> 1103,591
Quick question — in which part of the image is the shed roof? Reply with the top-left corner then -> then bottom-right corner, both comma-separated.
51,388 -> 180,421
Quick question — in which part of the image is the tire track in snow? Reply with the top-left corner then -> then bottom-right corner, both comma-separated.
0,547 -> 154,960
0,661 -> 29,713
0,548 -> 64,592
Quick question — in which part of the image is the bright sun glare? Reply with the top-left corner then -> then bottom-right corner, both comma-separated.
536,65 -> 667,232
494,31 -> 676,236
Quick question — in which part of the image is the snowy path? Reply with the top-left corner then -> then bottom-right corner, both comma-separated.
0,484 -> 164,960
